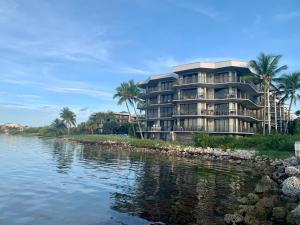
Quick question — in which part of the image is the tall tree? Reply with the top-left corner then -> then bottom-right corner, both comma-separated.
275,72 -> 300,133
113,82 -> 137,137
249,53 -> 288,134
51,118 -> 67,136
60,107 -> 76,135
127,80 -> 144,139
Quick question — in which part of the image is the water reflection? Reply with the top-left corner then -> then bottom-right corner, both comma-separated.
0,135 -> 262,225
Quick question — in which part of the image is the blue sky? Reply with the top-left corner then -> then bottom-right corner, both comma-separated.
0,0 -> 300,126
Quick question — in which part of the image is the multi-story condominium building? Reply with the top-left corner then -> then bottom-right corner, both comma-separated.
138,60 -> 290,141
113,112 -> 137,125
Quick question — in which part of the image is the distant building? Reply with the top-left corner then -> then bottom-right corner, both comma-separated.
113,112 -> 137,124
0,123 -> 26,133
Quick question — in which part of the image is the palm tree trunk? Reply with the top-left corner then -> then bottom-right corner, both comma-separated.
125,101 -> 136,137
263,87 -> 267,135
68,125 -> 70,135
274,93 -> 277,132
285,96 -> 293,134
267,87 -> 271,134
279,101 -> 283,133
131,103 -> 144,139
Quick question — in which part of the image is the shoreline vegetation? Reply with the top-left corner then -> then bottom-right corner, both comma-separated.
17,131 -> 295,160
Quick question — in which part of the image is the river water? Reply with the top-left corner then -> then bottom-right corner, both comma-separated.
0,135 -> 263,225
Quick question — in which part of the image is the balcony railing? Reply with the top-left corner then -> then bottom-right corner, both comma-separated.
173,126 -> 205,131
179,110 -> 198,115
175,77 -> 262,92
147,113 -> 159,119
160,112 -> 173,118
147,87 -> 173,93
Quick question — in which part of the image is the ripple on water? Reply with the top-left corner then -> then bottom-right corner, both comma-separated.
0,135 -> 263,225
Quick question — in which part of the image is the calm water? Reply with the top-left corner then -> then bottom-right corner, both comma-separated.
0,135 -> 263,225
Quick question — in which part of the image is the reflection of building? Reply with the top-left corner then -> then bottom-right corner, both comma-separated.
113,112 -> 137,124
138,60 -> 291,141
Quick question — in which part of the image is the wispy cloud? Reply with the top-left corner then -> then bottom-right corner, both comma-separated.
168,0 -> 220,21
47,87 -> 113,98
276,11 -> 300,21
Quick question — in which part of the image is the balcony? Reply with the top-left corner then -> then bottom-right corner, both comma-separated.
174,77 -> 262,93
147,113 -> 159,119
173,126 -> 205,132
146,86 -> 173,94
160,112 -> 173,118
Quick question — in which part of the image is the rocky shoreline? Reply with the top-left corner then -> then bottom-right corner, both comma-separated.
224,157 -> 300,225
65,137 -> 281,165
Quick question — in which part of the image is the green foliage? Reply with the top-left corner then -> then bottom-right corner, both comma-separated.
193,133 -> 298,158
292,118 -> 300,135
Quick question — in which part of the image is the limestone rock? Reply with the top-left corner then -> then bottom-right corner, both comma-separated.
286,166 -> 300,176
255,175 -> 278,194
238,205 -> 255,216
247,193 -> 259,205
272,207 -> 287,221
282,176 -> 300,197
255,196 -> 279,219
291,204 -> 300,225
224,213 -> 244,224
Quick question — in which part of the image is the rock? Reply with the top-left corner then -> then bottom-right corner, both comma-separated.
282,176 -> 300,197
247,193 -> 259,205
286,166 -> 300,176
238,205 -> 255,216
224,213 -> 244,224
272,207 -> 287,221
286,203 -> 298,211
287,212 -> 297,225
291,204 -> 300,225
150,222 -> 165,225
255,196 -> 279,219
255,175 -> 278,194
244,208 -> 261,225
237,197 -> 249,205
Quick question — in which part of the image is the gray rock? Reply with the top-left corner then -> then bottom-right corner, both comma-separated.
272,207 -> 287,221
282,176 -> 300,197
224,213 -> 244,224
150,222 -> 165,225
255,196 -> 279,219
247,193 -> 259,205
291,204 -> 300,225
255,175 -> 278,193
286,166 -> 300,176
238,205 -> 255,216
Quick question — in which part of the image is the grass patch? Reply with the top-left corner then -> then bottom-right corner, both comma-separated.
193,133 -> 299,159
66,134 -> 185,149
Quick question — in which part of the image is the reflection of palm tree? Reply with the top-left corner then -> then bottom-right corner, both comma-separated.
60,107 -> 76,135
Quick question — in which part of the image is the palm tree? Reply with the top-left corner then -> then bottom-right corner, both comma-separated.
275,72 -> 300,133
249,53 -> 288,134
51,118 -> 67,136
113,82 -> 136,137
51,118 -> 66,130
127,80 -> 144,139
60,107 -> 76,135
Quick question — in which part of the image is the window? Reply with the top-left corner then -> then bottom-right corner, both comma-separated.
161,81 -> 173,90
214,119 -> 229,132
161,94 -> 173,103
160,107 -> 173,117
181,88 -> 197,99
180,103 -> 197,115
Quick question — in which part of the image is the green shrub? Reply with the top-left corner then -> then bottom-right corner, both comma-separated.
193,133 -> 300,154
